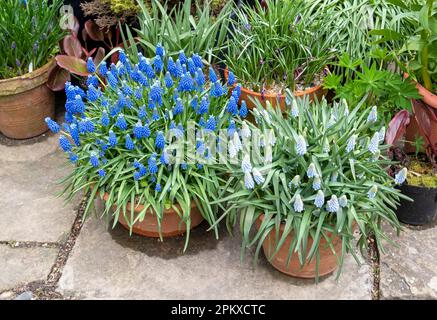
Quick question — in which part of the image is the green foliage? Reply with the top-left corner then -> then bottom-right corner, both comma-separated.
216,93 -> 409,279
224,0 -> 337,91
135,0 -> 233,64
101,0 -> 139,14
0,0 -> 65,79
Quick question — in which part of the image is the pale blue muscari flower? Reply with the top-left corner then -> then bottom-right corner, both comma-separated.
331,171 -> 339,182
368,132 -> 380,154
291,99 -> 299,118
395,168 -> 408,185
378,127 -> 386,143
244,172 -> 255,189
233,132 -> 242,152
252,168 -> 265,185
307,163 -> 317,178
314,190 -> 325,208
293,194 -> 304,213
295,135 -> 307,156
367,185 -> 378,199
312,175 -> 321,190
367,106 -> 377,123
346,135 -> 357,152
339,195 -> 348,207
327,115 -> 336,128
327,195 -> 339,213
290,175 -> 300,188
241,154 -> 252,173
241,121 -> 251,138
229,140 -> 237,159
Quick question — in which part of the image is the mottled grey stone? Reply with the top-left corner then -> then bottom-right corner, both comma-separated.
58,214 -> 371,300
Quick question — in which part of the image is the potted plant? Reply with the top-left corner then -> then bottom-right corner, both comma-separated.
46,44 -> 244,251
223,0 -> 337,110
0,0 -> 64,139
386,107 -> 437,225
216,92 -> 409,279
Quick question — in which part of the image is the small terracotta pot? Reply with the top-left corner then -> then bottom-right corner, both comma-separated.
255,214 -> 342,278
224,68 -> 327,111
0,60 -> 55,139
101,192 -> 204,237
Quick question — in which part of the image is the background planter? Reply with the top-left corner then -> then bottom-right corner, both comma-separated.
396,184 -> 437,226
256,214 -> 342,279
102,192 -> 204,237
0,60 -> 55,139
224,68 -> 327,111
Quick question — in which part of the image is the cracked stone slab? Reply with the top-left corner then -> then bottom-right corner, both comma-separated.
0,246 -> 58,292
0,135 -> 80,243
58,210 -> 371,300
380,222 -> 437,299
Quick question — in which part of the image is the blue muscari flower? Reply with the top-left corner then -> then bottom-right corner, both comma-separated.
346,135 -> 357,153
148,153 -> 158,174
117,64 -> 126,77
144,61 -> 155,78
108,130 -> 117,147
294,194 -> 304,212
367,106 -> 377,123
86,75 -> 99,87
98,169 -> 106,178
107,71 -> 118,88
150,82 -> 163,106
45,117 -> 60,133
196,140 -> 205,155
164,72 -> 173,88
227,96 -> 238,115
86,57 -> 96,73
59,135 -> 71,152
109,106 -> 120,117
138,106 -> 147,119
211,81 -> 224,97
134,88 -> 142,100
395,168 -> 408,185
139,164 -> 147,176
126,97 -> 133,109
155,183 -> 162,192
312,176 -> 321,190
99,62 -> 108,76
70,124 -> 80,146
367,185 -> 378,199
156,43 -> 165,57
87,85 -> 99,102
152,108 -> 160,121
192,53 -> 203,68
155,131 -> 165,149
178,73 -> 194,92
68,152 -> 78,163
119,50 -> 127,64
209,67 -> 218,83
110,63 -> 118,76
206,115 -> 216,131
125,134 -> 135,150
197,164 -> 203,170
295,135 -> 307,156
190,95 -> 198,110
187,58 -> 196,74
307,163 -> 317,178
339,195 -> 348,207
137,71 -> 149,87
179,51 -> 187,65
175,59 -> 183,78
181,162 -> 188,170
327,195 -> 339,213
167,57 -> 177,77
314,190 -> 325,208
239,101 -> 248,118
115,114 -> 127,130
160,151 -> 170,165
74,95 -> 85,114
227,120 -> 236,136
117,91 -> 127,108
198,96 -> 209,115
368,132 -> 380,154
173,98 -> 184,115
199,116 -> 206,128
90,154 -> 99,167
83,118 -> 95,133
150,175 -> 157,183
227,71 -> 235,86
153,55 -> 163,73
122,81 -> 133,96
232,85 -> 241,101
134,159 -> 141,169
195,68 -> 205,87
130,65 -> 140,82
133,171 -> 141,181
244,172 -> 255,189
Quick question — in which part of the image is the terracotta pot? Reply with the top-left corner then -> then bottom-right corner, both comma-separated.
255,214 -> 342,278
0,60 -> 55,139
101,192 -> 204,237
224,68 -> 327,111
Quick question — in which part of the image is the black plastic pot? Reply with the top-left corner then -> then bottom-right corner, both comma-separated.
396,184 -> 437,225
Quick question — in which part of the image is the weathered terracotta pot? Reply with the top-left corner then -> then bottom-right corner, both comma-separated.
256,214 -> 342,278
0,60 -> 55,139
224,68 -> 327,111
102,192 -> 204,237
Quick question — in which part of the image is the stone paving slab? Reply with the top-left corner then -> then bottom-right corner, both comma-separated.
380,222 -> 437,299
58,208 -> 371,300
0,134 -> 79,243
0,246 -> 58,292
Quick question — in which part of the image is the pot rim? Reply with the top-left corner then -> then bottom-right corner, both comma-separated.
224,67 -> 327,99
0,59 -> 55,96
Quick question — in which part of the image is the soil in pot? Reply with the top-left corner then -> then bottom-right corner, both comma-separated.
102,192 -> 204,237
224,68 -> 327,111
256,214 -> 342,279
0,60 -> 55,139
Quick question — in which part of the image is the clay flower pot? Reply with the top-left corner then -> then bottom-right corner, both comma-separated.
0,60 -> 55,139
224,68 -> 327,111
256,214 -> 342,278
101,192 -> 204,237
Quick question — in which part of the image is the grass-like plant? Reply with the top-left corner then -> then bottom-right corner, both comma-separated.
224,0 -> 338,92
46,45 -> 245,250
135,0 -> 233,64
0,0 -> 64,79
215,92 -> 410,279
